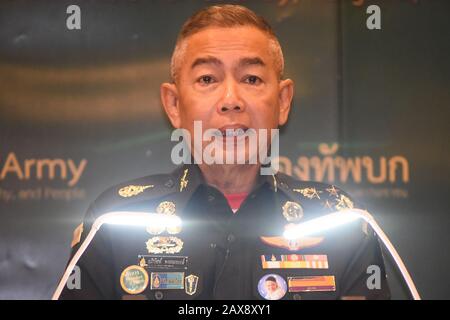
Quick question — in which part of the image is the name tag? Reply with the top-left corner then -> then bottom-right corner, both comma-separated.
288,275 -> 336,292
139,255 -> 188,270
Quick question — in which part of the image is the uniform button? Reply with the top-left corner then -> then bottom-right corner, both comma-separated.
250,194 -> 256,199
293,294 -> 302,300
227,234 -> 235,243
154,291 -> 164,300
164,179 -> 174,188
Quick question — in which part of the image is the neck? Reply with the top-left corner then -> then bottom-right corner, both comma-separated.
198,164 -> 260,194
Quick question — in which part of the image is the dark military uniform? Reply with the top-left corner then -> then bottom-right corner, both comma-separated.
60,164 -> 390,300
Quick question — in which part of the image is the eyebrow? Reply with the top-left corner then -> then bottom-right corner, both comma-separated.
190,56 -> 266,70
238,57 -> 266,68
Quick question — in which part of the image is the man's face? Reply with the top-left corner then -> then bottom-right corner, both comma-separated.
162,26 -> 293,165
265,280 -> 278,293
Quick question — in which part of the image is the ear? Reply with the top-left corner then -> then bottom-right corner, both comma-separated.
160,82 -> 181,128
277,79 -> 294,126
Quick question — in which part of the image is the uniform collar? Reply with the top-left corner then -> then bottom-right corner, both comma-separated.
168,163 -> 296,213
171,163 -> 276,192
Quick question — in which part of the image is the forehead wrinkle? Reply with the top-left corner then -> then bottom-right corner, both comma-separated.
238,57 -> 266,69
189,54 -> 268,76
191,56 -> 223,70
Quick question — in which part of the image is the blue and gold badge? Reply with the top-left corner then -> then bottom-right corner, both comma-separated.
150,272 -> 184,290
120,265 -> 149,295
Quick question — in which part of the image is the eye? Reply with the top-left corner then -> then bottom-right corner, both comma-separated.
197,75 -> 216,86
243,75 -> 262,85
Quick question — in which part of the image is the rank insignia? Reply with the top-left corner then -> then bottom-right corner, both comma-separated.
179,169 -> 189,192
120,265 -> 149,295
118,185 -> 154,198
150,272 -> 184,290
146,236 -> 184,254
281,201 -> 304,222
326,186 -> 339,197
287,275 -> 336,293
293,187 -> 321,200
70,223 -> 84,248
335,194 -> 354,211
185,274 -> 199,296
260,236 -> 324,251
156,201 -> 176,215
261,254 -> 329,269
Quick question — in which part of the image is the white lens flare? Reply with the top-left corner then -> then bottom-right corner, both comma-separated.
103,212 -> 182,229
283,211 -> 360,239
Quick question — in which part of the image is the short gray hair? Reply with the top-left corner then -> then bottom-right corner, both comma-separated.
170,4 -> 284,82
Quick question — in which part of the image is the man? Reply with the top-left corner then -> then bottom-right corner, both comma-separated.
59,4 -> 390,300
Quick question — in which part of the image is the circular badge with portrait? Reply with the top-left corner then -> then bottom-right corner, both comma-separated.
258,274 -> 287,300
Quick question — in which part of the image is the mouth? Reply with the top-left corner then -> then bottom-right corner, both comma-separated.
216,124 -> 249,137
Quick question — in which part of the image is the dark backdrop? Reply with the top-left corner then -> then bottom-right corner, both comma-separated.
0,0 -> 449,299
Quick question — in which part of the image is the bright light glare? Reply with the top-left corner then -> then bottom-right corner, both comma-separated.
283,211 -> 360,239
103,212 -> 182,228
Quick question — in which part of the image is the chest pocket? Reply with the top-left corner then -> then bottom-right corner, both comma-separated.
252,239 -> 339,300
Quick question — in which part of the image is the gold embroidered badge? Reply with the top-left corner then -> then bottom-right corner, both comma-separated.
282,201 -> 304,222
293,187 -> 321,200
118,185 -> 154,197
326,185 -> 339,197
335,194 -> 354,211
156,201 -> 176,215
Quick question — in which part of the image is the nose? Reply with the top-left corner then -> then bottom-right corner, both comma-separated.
217,78 -> 245,114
